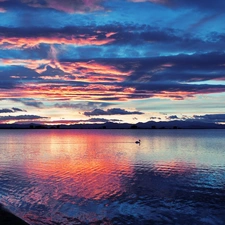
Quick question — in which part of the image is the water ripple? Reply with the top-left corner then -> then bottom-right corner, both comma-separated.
1,129 -> 225,224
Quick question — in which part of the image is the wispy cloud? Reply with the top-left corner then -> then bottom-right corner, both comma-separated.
10,98 -> 44,108
84,108 -> 144,116
46,117 -> 122,124
1,52 -> 225,102
55,102 -> 113,110
129,0 -> 225,11
0,26 -> 115,49
193,114 -> 225,123
0,107 -> 26,113
1,0 -> 105,13
0,114 -> 48,123
167,115 -> 179,120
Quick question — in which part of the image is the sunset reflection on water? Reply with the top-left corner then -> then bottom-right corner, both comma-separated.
0,129 -> 225,224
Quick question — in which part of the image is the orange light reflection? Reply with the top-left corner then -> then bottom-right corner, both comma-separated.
22,131 -> 134,200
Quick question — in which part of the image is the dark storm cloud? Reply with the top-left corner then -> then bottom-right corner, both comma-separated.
0,65 -> 40,83
2,24 -> 225,53
0,108 -> 14,113
1,51 -> 225,101
167,115 -> 179,120
85,52 -> 225,95
12,107 -> 25,112
0,107 -> 26,113
0,66 -> 30,89
111,25 -> 225,54
99,52 -> 225,100
0,26 -> 104,39
105,51 -> 225,84
193,114 -> 225,123
0,26 -> 115,49
84,108 -> 144,116
0,114 -> 48,122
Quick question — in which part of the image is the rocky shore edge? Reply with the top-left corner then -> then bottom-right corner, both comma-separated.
0,204 -> 29,225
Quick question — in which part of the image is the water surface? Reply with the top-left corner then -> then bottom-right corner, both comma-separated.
0,129 -> 225,224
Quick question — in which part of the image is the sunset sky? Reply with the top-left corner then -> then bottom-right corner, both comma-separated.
0,0 -> 225,125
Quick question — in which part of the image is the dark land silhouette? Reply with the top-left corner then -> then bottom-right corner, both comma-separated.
0,120 -> 225,129
0,204 -> 29,225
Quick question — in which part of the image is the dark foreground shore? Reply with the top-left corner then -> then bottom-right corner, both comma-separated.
0,204 -> 29,225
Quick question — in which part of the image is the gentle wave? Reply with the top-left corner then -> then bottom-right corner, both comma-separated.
0,129 -> 225,224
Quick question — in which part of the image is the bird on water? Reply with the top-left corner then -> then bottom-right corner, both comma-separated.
135,139 -> 141,144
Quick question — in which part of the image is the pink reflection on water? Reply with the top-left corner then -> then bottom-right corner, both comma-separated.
20,130 -> 134,201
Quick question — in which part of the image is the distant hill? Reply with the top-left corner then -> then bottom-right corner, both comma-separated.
0,120 -> 225,129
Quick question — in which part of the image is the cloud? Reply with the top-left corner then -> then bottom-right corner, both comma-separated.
55,102 -> 113,110
0,108 -> 14,113
1,58 -> 132,81
0,0 -> 105,13
1,52 -> 225,102
1,24 -> 225,55
150,116 -> 161,120
0,114 -> 48,123
10,98 -> 44,108
44,0 -> 105,13
0,107 -> 26,113
47,117 -> 122,124
88,118 -> 122,123
84,108 -> 144,116
0,26 -> 115,49
129,0 -> 225,11
167,115 -> 179,120
193,114 -> 225,123
0,7 -> 6,12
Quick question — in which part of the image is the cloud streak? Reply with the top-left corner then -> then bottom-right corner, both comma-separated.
0,0 -> 224,124
1,0 -> 105,13
84,108 -> 144,116
0,107 -> 26,113
193,114 -> 225,123
0,26 -> 115,49
0,114 -> 48,123
129,0 -> 225,11
1,52 -> 225,102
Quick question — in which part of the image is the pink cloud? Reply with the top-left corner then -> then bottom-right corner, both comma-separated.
0,35 -> 115,49
21,0 -> 105,13
0,7 -> 6,13
1,59 -> 132,83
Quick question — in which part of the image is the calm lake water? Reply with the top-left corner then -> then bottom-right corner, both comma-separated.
0,129 -> 225,225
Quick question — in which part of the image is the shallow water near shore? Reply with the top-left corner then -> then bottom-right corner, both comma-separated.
0,129 -> 225,224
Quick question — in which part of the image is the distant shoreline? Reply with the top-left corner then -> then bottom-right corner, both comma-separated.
0,120 -> 225,129
0,127 -> 225,130
0,204 -> 29,225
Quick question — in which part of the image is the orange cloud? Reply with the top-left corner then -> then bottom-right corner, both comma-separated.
2,59 -> 225,102
0,36 -> 115,49
0,80 -> 135,101
54,61 -> 132,82
1,59 -> 132,83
